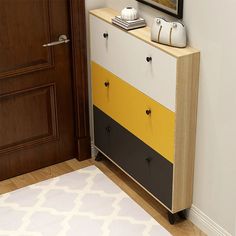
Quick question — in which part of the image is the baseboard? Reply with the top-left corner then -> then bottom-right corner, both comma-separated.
91,141 -> 98,158
188,205 -> 232,236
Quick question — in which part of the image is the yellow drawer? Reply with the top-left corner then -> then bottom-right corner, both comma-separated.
92,62 -> 175,164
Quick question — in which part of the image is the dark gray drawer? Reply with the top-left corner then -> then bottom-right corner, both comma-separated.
93,106 -> 173,209
94,107 -> 112,157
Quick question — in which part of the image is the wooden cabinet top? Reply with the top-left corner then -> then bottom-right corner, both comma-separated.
90,8 -> 200,58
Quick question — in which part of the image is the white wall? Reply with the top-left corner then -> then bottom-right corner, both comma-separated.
86,1 -> 236,235
184,1 -> 236,235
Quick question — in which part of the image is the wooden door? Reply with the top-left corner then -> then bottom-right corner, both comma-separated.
0,0 -> 89,180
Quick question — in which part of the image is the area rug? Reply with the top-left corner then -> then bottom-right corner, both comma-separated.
0,165 -> 171,236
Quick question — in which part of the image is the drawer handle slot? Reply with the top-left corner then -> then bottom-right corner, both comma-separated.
146,57 -> 152,62
105,126 -> 111,133
145,157 -> 153,163
104,81 -> 110,87
146,109 -> 152,115
103,32 -> 109,39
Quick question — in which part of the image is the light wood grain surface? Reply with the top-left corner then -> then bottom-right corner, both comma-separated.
89,8 -> 199,58
0,158 -> 205,236
172,52 -> 200,212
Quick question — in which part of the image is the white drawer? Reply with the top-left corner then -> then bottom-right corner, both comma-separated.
90,15 -> 177,112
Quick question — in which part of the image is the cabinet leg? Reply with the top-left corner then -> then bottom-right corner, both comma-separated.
168,210 -> 187,224
178,210 -> 186,219
95,152 -> 104,162
168,211 -> 176,225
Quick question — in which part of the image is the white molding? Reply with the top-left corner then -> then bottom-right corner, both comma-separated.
188,205 -> 232,236
91,141 -> 98,158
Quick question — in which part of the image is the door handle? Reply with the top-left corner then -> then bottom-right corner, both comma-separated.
43,35 -> 70,47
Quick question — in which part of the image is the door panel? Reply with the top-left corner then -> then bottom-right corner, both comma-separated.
0,0 -> 77,180
0,0 -> 53,78
0,84 -> 58,155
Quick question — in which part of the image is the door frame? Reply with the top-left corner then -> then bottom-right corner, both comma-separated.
69,0 -> 90,160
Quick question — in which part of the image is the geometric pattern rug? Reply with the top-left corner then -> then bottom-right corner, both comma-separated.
0,165 -> 171,236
